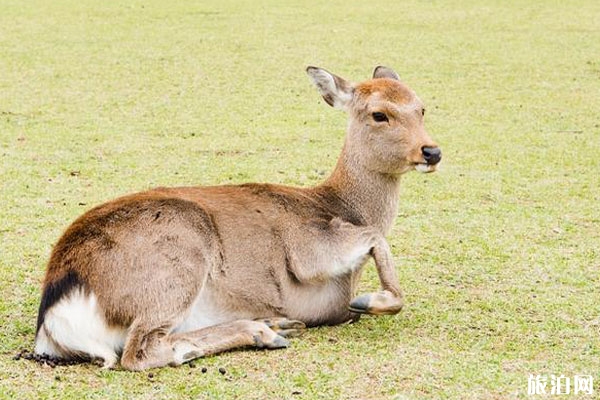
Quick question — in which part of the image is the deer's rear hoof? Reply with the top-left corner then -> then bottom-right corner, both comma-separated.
254,318 -> 306,338
253,334 -> 290,349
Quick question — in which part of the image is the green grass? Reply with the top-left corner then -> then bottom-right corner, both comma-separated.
1,0 -> 599,398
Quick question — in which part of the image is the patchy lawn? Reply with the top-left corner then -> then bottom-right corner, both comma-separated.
1,0 -> 599,398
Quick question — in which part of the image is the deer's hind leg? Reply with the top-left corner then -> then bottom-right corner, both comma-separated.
120,319 -> 297,371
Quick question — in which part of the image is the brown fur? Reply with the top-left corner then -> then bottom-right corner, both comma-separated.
355,78 -> 414,105
35,66 -> 441,370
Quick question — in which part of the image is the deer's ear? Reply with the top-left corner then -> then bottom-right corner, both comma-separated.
306,66 -> 354,110
373,66 -> 400,81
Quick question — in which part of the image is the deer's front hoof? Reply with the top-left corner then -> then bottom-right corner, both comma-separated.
349,291 -> 403,315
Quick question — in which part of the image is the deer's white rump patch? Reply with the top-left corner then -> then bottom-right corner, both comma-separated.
34,289 -> 127,368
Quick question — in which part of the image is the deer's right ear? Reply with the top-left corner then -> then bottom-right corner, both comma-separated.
373,66 -> 400,81
306,67 -> 354,110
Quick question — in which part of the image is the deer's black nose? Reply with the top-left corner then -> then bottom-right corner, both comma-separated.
422,146 -> 441,165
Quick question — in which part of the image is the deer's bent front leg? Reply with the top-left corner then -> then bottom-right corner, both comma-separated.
283,218 -> 403,316
349,235 -> 404,316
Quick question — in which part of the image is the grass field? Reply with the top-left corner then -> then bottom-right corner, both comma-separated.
1,0 -> 599,398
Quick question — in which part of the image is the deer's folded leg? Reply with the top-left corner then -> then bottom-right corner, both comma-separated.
349,237 -> 404,315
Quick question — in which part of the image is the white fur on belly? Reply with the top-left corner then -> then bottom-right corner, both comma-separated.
34,288 -> 127,368
174,289 -> 235,333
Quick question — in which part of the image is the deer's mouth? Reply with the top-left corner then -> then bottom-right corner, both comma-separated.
414,163 -> 437,173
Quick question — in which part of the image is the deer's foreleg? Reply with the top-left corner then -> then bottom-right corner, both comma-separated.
349,236 -> 404,315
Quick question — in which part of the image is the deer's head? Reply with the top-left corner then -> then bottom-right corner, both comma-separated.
307,66 -> 441,175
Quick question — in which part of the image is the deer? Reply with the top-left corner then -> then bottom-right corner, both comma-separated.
33,66 -> 441,371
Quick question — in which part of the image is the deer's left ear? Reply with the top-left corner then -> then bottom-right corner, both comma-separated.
306,66 -> 354,110
373,66 -> 400,81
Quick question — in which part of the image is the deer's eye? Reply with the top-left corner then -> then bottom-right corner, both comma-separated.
372,112 -> 388,123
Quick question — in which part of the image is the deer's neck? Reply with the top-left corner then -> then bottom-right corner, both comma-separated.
320,145 -> 402,235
